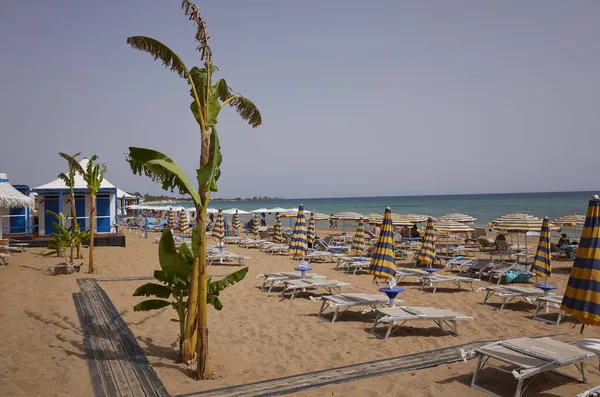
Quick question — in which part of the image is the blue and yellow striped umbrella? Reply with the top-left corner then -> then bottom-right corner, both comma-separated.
307,213 -> 316,246
288,204 -> 308,258
251,213 -> 259,238
167,209 -> 175,229
416,217 -> 436,265
531,217 -> 552,280
273,216 -> 282,243
232,211 -> 241,235
368,208 -> 396,279
178,210 -> 188,233
561,195 -> 600,327
351,218 -> 366,255
212,209 -> 225,241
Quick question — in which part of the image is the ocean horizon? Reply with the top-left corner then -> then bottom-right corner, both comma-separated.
172,190 -> 598,226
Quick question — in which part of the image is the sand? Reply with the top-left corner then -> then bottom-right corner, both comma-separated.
1,230 -> 600,397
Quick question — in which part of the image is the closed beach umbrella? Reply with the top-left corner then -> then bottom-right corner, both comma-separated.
212,209 -> 225,241
561,195 -> 600,328
351,218 -> 366,256
251,213 -> 259,238
178,210 -> 188,233
439,213 -> 477,224
232,211 -> 241,235
531,217 -> 552,282
273,216 -> 282,243
288,204 -> 308,259
368,208 -> 396,279
307,213 -> 316,246
416,217 -> 436,265
0,173 -> 34,239
167,209 -> 175,229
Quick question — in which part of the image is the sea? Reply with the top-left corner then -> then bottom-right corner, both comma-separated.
179,191 -> 598,227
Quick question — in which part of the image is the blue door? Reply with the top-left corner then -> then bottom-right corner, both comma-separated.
10,207 -> 25,233
75,195 -> 86,230
96,195 -> 111,233
44,197 -> 60,235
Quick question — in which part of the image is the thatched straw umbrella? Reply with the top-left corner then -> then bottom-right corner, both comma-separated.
0,173 -> 34,240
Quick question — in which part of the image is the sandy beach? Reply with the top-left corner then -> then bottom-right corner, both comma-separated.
1,230 -> 600,397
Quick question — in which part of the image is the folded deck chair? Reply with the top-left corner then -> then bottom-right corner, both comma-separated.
371,306 -> 472,339
259,271 -> 326,292
482,285 -> 544,310
281,279 -> 351,300
470,337 -> 595,397
533,295 -> 568,325
419,275 -> 481,294
207,252 -> 249,266
314,293 -> 393,323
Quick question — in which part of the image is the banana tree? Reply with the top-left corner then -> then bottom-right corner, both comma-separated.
126,0 -> 261,379
66,155 -> 106,274
58,152 -> 81,261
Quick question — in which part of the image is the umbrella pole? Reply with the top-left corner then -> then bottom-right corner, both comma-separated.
0,207 -> 3,240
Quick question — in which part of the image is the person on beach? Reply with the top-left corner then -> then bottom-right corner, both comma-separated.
411,224 -> 420,238
329,213 -> 334,228
372,224 -> 381,236
557,234 -> 570,247
400,226 -> 410,238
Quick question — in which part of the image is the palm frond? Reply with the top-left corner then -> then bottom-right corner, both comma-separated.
59,152 -> 84,175
126,36 -> 190,79
223,95 -> 262,128
181,1 -> 211,60
213,78 -> 232,102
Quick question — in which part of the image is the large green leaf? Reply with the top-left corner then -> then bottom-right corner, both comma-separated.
191,225 -> 199,257
178,241 -> 194,261
133,299 -> 171,312
207,295 -> 223,310
127,36 -> 190,79
159,230 -> 193,278
127,147 -> 201,205
213,78 -> 232,102
196,129 -> 222,192
132,283 -> 173,299
208,267 -> 248,295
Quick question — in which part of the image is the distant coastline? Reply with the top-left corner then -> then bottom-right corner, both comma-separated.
143,196 -> 282,205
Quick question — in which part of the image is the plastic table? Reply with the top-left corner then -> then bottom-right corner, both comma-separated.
379,287 -> 404,308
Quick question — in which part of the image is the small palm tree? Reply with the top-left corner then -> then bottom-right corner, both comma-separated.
58,152 -> 81,261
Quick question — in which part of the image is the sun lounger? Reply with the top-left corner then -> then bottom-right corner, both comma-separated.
315,238 -> 347,254
370,306 -> 472,339
470,337 -> 595,397
258,271 -> 326,292
0,252 -> 9,266
489,240 -> 518,261
419,275 -> 481,294
482,285 -> 544,310
305,250 -> 335,262
238,238 -> 266,248
261,243 -> 289,254
207,252 -> 249,266
482,261 -> 517,284
314,293 -> 393,323
533,295 -> 568,325
477,237 -> 496,251
342,260 -> 371,275
281,279 -> 351,300
461,259 -> 495,277
394,268 -> 430,283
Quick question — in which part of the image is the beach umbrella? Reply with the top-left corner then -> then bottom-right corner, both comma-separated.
531,217 -> 552,283
438,213 -> 477,224
222,208 -> 250,215
288,204 -> 308,259
232,211 -> 241,235
390,213 -> 416,227
415,217 -> 436,265
368,208 -> 396,279
491,213 -> 558,254
167,209 -> 175,230
212,209 -> 225,241
311,212 -> 330,221
0,173 -> 34,239
554,214 -> 586,228
178,210 -> 188,233
561,195 -> 600,329
273,216 -> 282,243
307,212 -> 316,246
365,213 -> 383,224
251,213 -> 259,238
351,218 -> 366,256
434,220 -> 475,234
397,214 -> 429,224
333,211 -> 364,233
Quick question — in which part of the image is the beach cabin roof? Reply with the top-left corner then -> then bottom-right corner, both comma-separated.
33,158 -> 116,191
116,188 -> 134,198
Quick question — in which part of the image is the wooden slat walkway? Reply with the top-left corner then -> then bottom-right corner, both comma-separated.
175,341 -> 488,397
74,279 -> 169,397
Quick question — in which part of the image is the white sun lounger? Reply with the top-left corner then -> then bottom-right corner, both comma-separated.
470,337 -> 595,397
258,272 -> 326,293
533,295 -> 568,325
281,279 -> 351,300
207,252 -> 249,266
394,268 -> 430,283
342,260 -> 371,275
305,250 -> 335,262
420,274 -> 481,294
261,244 -> 289,254
238,238 -> 266,248
314,293 -> 394,323
370,306 -> 472,339
482,285 -> 545,310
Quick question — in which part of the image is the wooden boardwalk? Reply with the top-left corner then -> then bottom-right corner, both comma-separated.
74,279 -> 169,397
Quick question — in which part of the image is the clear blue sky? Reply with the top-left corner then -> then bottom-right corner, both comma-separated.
1,1 -> 599,198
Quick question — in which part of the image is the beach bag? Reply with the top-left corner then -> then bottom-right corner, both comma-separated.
505,269 -> 534,284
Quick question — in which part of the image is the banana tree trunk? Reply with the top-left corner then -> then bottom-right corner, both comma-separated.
196,194 -> 209,379
183,206 -> 200,362
88,192 -> 96,273
69,190 -> 77,263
